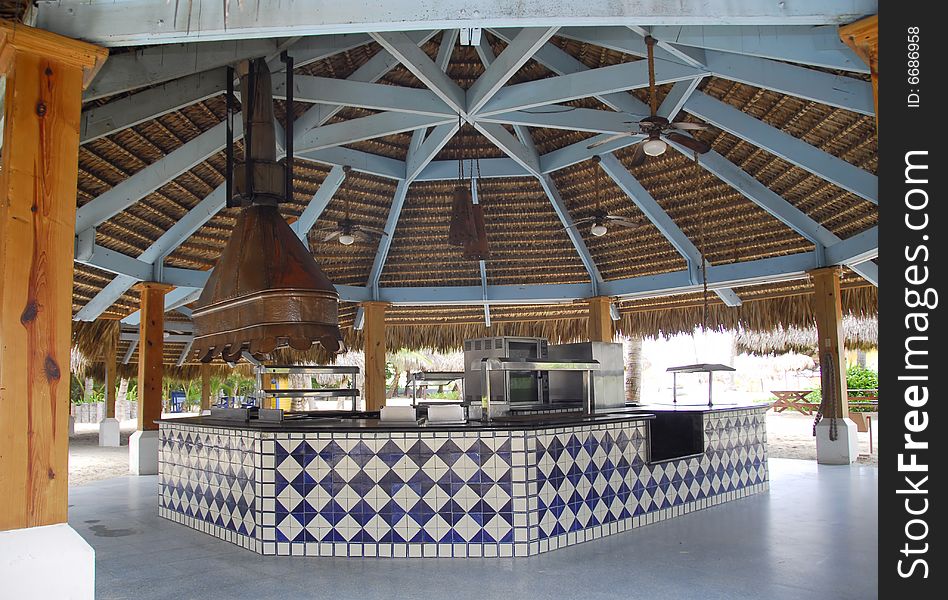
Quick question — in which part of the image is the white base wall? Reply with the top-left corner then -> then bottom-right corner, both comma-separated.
98,417 -> 121,447
0,523 -> 95,599
68,415 -> 76,436
815,418 -> 859,464
129,430 -> 159,475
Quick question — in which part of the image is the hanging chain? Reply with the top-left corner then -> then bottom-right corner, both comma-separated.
457,112 -> 464,183
645,36 -> 658,117
696,152 -> 709,332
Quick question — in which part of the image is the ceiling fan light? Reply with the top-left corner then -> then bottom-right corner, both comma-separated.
590,223 -> 608,237
642,138 -> 668,157
338,233 -> 356,246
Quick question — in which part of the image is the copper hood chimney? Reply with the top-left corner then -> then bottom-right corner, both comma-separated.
192,58 -> 343,363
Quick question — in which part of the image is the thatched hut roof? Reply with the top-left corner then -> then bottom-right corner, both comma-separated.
735,316 -> 878,355
65,30 -> 876,367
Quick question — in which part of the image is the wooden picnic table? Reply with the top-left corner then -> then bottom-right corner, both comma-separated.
771,390 -> 819,415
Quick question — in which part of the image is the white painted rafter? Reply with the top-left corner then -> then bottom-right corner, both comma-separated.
651,25 -> 869,72
35,1 -> 880,46
292,165 -> 348,240
683,91 -> 877,203
370,31 -> 467,115
466,27 -> 558,113
477,58 -> 705,116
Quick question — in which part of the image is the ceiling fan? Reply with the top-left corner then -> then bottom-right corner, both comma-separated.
566,156 -> 640,237
587,36 -> 711,165
313,179 -> 387,246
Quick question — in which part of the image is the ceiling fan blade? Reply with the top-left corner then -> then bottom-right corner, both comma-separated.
610,218 -> 641,229
628,143 -> 647,167
322,230 -> 341,242
665,132 -> 711,154
669,122 -> 708,131
358,225 -> 388,235
587,133 -> 632,149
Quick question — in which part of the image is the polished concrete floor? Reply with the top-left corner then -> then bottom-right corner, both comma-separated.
68,458 -> 877,600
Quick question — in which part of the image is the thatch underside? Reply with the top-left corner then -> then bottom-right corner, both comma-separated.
72,272 -> 876,372
735,315 -> 878,356
62,29 -> 877,374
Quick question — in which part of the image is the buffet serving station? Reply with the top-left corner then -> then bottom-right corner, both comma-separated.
158,337 -> 769,558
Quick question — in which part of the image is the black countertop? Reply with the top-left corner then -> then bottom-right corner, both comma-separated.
156,402 -> 770,434
157,409 -> 656,433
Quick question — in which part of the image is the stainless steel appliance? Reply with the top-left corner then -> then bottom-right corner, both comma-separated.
463,336 -> 549,406
547,342 -> 626,411
476,358 -> 599,421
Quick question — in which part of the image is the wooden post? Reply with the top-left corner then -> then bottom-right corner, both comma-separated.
363,301 -> 389,412
0,22 -> 106,532
200,363 -> 211,411
136,282 -> 172,431
839,15 -> 878,128
809,267 -> 849,418
103,324 -> 118,419
587,296 -> 614,342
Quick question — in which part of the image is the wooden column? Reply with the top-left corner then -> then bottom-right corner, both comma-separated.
810,267 -> 849,418
103,324 -> 118,419
587,296 -> 614,342
839,15 -> 878,128
363,301 -> 389,412
136,282 -> 172,431
0,23 -> 106,532
200,363 -> 211,411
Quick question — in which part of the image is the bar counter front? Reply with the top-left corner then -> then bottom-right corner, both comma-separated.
157,404 -> 769,558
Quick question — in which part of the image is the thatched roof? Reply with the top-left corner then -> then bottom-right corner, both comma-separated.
66,30 -> 877,367
735,315 -> 878,355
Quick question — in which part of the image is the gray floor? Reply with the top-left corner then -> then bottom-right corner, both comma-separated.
68,459 -> 877,600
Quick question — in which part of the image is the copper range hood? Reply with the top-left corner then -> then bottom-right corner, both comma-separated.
192,58 -> 343,363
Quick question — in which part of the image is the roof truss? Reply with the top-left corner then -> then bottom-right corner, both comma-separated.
67,22 -> 879,320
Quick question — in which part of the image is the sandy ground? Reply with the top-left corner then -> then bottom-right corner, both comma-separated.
67,410 -> 878,486
765,412 -> 879,466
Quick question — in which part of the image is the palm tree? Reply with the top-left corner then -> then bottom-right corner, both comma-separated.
624,336 -> 642,404
386,349 -> 432,398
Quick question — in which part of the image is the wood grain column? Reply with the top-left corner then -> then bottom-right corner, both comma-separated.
103,325 -> 118,419
810,267 -> 849,418
136,283 -> 172,431
200,363 -> 211,411
839,16 -> 878,128
0,23 -> 106,532
587,296 -> 614,343
362,301 -> 389,412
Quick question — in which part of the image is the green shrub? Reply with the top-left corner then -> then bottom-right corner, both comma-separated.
806,365 -> 878,412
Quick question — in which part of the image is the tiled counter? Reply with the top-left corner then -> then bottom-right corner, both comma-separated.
158,406 -> 768,557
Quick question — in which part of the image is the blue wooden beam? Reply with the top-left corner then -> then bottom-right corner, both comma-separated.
487,28 -> 651,116
36,1 -> 880,46
75,118 -> 240,233
81,68 -> 227,144
86,227 -> 875,307
467,27 -> 558,114
297,148 -> 406,180
366,179 -> 411,298
370,31 -> 467,115
292,30 -> 439,137
479,107 -> 634,134
599,154 -> 703,280
478,58 -> 706,116
538,174 -> 605,294
74,184 -> 226,321
415,157 -> 531,181
294,112 -> 455,154
683,91 -> 877,203
276,76 -> 457,117
292,165 -> 348,240
695,50 -> 874,115
651,25 -> 870,73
